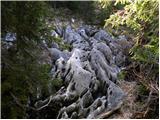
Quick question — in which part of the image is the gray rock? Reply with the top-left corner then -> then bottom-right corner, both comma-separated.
34,23 -> 130,119
61,111 -> 68,119
90,48 -> 117,83
64,25 -> 83,45
64,49 -> 94,94
4,33 -> 16,42
48,48 -> 62,63
77,27 -> 89,40
81,90 -> 94,108
95,42 -> 112,64
51,30 -> 59,37
93,30 -> 112,44
115,51 -> 126,67
107,82 -> 125,110
87,96 -> 107,119
51,42 -> 59,49
48,48 -> 71,64
83,25 -> 99,37
71,112 -> 78,118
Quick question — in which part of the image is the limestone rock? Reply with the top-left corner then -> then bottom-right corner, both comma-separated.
93,30 -> 113,44
33,24 -> 132,119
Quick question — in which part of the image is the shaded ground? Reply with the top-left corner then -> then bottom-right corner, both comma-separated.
109,80 -> 137,118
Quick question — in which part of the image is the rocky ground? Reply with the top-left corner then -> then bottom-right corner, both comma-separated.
31,17 -> 134,118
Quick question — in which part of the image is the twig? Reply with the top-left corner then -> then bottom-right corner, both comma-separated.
10,92 -> 36,111
10,92 -> 54,111
132,70 -> 149,89
36,95 -> 53,111
143,106 -> 149,118
10,92 -> 25,110
149,81 -> 159,94
96,101 -> 123,119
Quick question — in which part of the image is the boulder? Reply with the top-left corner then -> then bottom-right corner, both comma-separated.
93,30 -> 112,44
33,24 -> 132,119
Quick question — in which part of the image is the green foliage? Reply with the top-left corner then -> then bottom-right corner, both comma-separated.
50,78 -> 63,93
103,1 -> 158,118
48,1 -> 96,24
98,0 -> 128,26
54,37 -> 72,50
1,1 -> 57,118
96,1 -> 114,26
138,84 -> 148,95
45,35 -> 72,51
104,0 -> 158,65
114,0 -> 130,5
66,1 -> 96,24
49,1 -> 115,26
117,70 -> 126,80
35,64 -> 52,98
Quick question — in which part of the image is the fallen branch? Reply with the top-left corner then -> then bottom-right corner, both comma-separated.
10,92 -> 36,111
10,92 -> 54,111
10,92 -> 25,109
36,95 -> 53,111
96,101 -> 123,119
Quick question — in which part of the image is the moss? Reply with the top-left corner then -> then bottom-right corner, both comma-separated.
53,37 -> 72,51
61,43 -> 72,50
51,77 -> 63,92
117,71 -> 126,80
